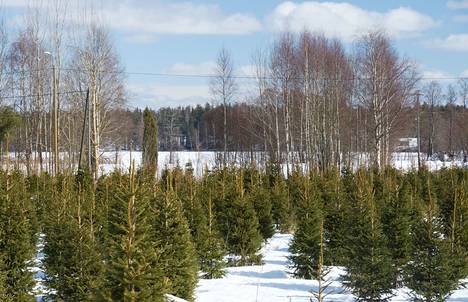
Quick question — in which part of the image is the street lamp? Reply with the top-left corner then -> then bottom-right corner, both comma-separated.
414,90 -> 422,170
44,51 -> 58,176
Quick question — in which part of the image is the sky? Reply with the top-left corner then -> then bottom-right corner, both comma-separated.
2,0 -> 468,108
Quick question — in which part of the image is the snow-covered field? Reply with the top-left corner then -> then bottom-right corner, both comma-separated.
100,151 -> 467,177
196,234 -> 468,302
4,151 -> 466,177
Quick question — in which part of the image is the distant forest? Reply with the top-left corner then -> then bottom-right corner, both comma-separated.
111,101 -> 467,158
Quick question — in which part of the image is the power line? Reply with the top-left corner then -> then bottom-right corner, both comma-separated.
2,67 -> 468,81
0,89 -> 86,100
64,68 -> 468,81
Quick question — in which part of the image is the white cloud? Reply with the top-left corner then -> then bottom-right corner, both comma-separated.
0,0 -> 40,7
164,62 -> 217,76
422,70 -> 453,79
2,0 -> 262,35
430,34 -> 468,51
447,0 -> 468,9
129,61 -> 258,108
266,1 -> 437,41
462,69 -> 468,77
453,14 -> 468,22
128,83 -> 210,109
421,69 -> 456,83
99,1 -> 262,35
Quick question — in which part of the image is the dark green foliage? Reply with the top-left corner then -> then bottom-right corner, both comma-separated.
342,172 -> 395,302
102,169 -> 165,302
249,177 -> 274,241
0,107 -> 21,143
42,173 -> 104,302
381,178 -> 414,286
152,174 -> 198,301
197,225 -> 226,279
271,175 -> 293,232
288,177 -> 324,279
404,178 -> 462,301
0,162 -> 467,300
321,169 -> 347,266
0,171 -> 36,301
218,170 -> 263,266
433,169 -> 468,278
211,168 -> 238,244
228,194 -> 263,265
142,108 -> 158,176
0,256 -> 10,302
194,178 -> 226,279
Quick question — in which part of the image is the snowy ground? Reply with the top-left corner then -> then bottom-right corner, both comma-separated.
3,151 -> 466,178
31,233 -> 52,301
196,233 -> 468,302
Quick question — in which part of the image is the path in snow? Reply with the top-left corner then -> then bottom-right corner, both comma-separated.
196,233 -> 468,302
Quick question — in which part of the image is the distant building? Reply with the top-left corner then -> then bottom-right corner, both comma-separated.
396,137 -> 418,152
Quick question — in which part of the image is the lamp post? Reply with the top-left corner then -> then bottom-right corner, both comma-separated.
414,90 -> 422,170
44,51 -> 58,175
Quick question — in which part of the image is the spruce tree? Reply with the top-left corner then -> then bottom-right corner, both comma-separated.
381,177 -> 414,287
177,168 -> 206,240
321,168 -> 347,266
433,169 -> 467,278
43,172 -> 104,302
249,173 -> 274,241
228,170 -> 262,265
270,175 -> 292,233
0,171 -> 36,301
342,171 -> 395,302
142,108 -> 158,176
102,167 -> 165,302
404,177 -> 462,301
0,256 -> 9,302
0,107 -> 21,144
288,176 -> 324,279
153,171 -> 198,300
197,184 -> 226,279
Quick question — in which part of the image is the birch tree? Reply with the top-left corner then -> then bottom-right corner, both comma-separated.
353,31 -> 418,168
210,47 -> 236,167
67,23 -> 125,179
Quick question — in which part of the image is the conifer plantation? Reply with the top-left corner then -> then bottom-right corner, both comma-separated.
0,161 -> 466,301
1,1 -> 468,300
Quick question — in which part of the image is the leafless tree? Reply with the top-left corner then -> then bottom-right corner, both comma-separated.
458,78 -> 468,109
210,47 -> 236,167
422,81 -> 442,158
65,22 -> 126,179
446,84 -> 457,154
353,31 -> 418,168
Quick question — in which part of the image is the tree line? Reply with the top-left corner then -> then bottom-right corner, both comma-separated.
112,98 -> 467,160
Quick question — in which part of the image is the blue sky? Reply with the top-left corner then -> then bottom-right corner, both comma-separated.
3,0 -> 468,108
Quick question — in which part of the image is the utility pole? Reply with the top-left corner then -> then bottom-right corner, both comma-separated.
52,63 -> 58,175
45,51 -> 59,175
415,90 -> 422,170
78,89 -> 90,172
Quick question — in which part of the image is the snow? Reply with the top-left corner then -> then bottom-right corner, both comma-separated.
166,294 -> 189,302
3,151 -> 466,177
31,233 -> 54,301
101,151 -> 467,177
196,233 -> 468,302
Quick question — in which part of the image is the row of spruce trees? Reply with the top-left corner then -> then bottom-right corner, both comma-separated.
289,167 -> 467,301
0,164 -> 466,301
